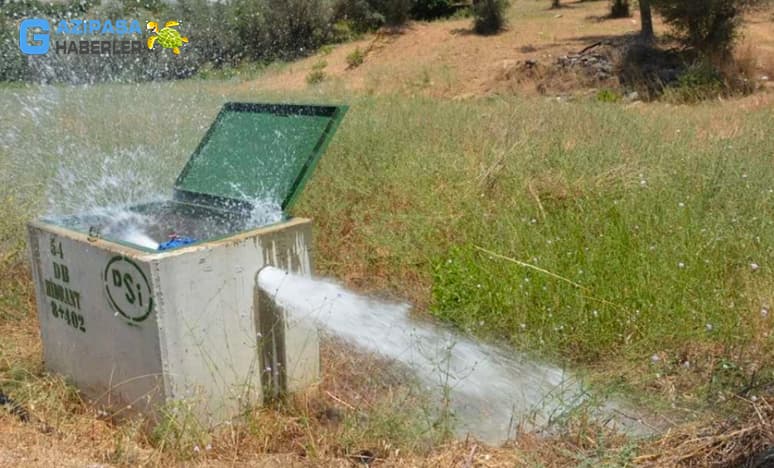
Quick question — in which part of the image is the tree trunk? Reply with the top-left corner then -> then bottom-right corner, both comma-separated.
639,0 -> 654,41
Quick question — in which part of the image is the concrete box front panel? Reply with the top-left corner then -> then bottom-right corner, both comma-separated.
151,218 -> 319,424
27,224 -> 165,414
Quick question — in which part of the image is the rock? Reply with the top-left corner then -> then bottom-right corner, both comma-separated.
624,91 -> 640,102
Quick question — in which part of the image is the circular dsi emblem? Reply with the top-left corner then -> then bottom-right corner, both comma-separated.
104,256 -> 153,322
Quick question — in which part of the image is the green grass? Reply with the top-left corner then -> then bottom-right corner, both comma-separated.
2,81 -> 773,403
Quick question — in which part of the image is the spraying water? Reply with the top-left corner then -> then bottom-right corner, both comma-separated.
258,266 -> 591,443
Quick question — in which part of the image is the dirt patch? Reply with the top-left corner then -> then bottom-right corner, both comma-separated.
234,0 -> 774,99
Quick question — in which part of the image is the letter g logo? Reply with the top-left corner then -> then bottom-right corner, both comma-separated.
19,18 -> 50,55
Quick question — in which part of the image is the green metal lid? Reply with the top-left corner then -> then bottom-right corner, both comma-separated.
174,102 -> 347,211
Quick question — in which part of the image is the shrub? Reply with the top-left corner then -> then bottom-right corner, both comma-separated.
346,47 -> 366,68
306,69 -> 327,84
0,15 -> 29,82
332,0 -> 386,33
257,0 -> 332,60
412,0 -> 455,20
609,0 -> 630,17
596,88 -> 622,102
651,0 -> 759,58
663,61 -> 727,103
472,0 -> 510,35
381,0 -> 413,26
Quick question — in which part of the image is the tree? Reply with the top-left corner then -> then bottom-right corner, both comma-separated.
639,0 -> 654,40
651,0 -> 758,57
472,0 -> 510,34
551,0 -> 560,8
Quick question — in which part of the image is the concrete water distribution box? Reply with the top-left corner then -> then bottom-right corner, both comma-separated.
27,103 -> 347,425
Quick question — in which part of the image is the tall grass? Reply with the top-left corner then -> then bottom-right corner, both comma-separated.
298,94 -> 774,385
2,82 -> 773,397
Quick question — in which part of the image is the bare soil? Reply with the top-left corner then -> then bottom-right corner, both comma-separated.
237,0 -> 774,98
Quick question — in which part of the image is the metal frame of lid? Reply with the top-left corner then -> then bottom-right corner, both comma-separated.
174,102 -> 348,213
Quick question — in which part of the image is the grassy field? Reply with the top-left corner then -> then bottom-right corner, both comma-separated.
1,78 -> 773,464
2,0 -> 774,463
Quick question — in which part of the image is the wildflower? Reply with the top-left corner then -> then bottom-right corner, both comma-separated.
706,323 -> 714,332
761,306 -> 769,318
194,445 -> 200,453
678,262 -> 685,268
750,263 -> 760,272
651,354 -> 660,363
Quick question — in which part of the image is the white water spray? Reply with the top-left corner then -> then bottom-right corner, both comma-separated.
122,227 -> 160,250
258,266 -> 588,443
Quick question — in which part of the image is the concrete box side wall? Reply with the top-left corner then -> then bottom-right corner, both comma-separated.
27,224 -> 166,415
153,218 -> 318,425
257,225 -> 320,394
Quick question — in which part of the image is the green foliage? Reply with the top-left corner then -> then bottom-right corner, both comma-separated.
305,71 -> 326,84
290,94 -> 774,369
472,0 -> 510,34
380,0 -> 413,26
412,0 -> 455,20
346,47 -> 366,68
0,15 -> 28,82
258,0 -> 333,60
330,19 -> 360,42
650,0 -> 758,56
332,0 -> 386,32
609,0 -> 630,18
176,0 -> 240,67
663,61 -> 727,103
0,0 -> 97,20
596,88 -> 622,102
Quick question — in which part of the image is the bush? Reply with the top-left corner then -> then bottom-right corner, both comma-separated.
609,0 -> 630,17
472,0 -> 509,34
257,0 -> 333,60
412,0 -> 455,20
663,61 -> 727,103
651,0 -> 758,58
346,47 -> 366,68
596,88 -> 622,102
306,69 -> 327,84
0,15 -> 29,82
332,0 -> 386,33
380,0 -> 413,26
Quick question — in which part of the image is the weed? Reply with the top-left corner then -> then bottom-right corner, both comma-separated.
663,61 -> 727,103
596,88 -> 622,102
306,60 -> 328,84
346,47 -> 366,69
306,69 -> 327,84
472,0 -> 510,34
